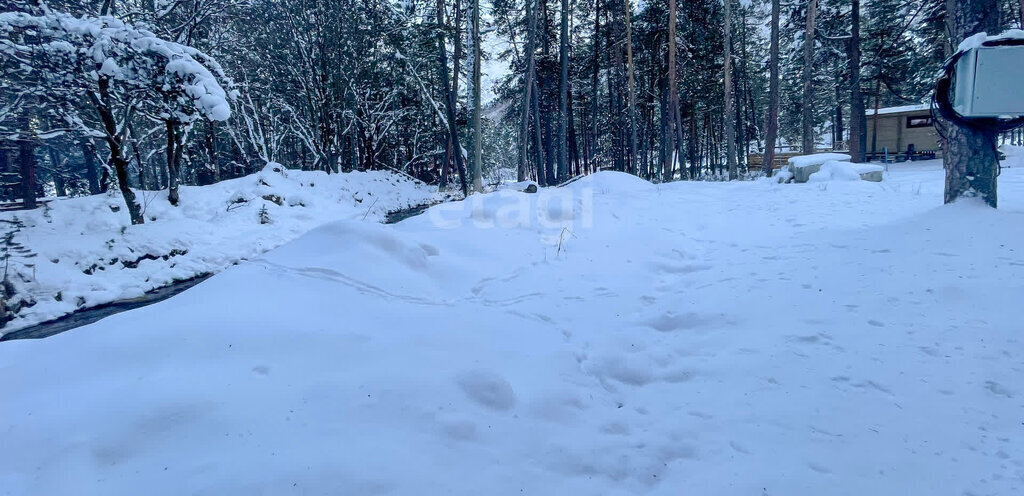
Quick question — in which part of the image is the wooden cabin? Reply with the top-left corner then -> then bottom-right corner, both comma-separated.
865,104 -> 941,160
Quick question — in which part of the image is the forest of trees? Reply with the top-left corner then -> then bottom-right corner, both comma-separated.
3,0 -> 1024,216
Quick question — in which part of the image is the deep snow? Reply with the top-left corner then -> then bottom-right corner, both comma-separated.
0,165 -> 441,333
1,158 -> 1023,495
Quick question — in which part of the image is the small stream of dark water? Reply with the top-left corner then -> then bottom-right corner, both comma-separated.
0,203 -> 436,342
0,274 -> 213,342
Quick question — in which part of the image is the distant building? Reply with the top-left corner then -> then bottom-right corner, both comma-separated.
865,104 -> 940,159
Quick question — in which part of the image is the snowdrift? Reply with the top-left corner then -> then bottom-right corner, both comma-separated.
2,160 -> 1024,495
0,166 -> 440,333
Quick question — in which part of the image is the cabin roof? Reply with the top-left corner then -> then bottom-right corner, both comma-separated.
866,104 -> 930,116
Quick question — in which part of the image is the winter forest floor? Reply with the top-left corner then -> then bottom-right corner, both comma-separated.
2,157 -> 1023,495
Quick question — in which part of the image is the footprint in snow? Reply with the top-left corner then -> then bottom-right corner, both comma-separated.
456,370 -> 517,411
808,462 -> 832,474
984,381 -> 1014,398
644,312 -> 720,332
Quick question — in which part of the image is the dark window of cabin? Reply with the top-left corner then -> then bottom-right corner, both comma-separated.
907,115 -> 932,128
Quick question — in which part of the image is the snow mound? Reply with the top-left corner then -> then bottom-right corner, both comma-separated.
567,170 -> 654,193
788,153 -> 853,168
808,161 -> 882,182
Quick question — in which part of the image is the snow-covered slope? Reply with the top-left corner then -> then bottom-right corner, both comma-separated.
0,165 -> 441,333
1,160 -> 1023,495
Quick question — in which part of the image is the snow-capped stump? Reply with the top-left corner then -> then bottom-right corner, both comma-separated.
787,153 -> 853,182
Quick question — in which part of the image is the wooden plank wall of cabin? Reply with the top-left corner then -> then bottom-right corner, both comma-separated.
867,115 -> 900,153
866,114 -> 942,153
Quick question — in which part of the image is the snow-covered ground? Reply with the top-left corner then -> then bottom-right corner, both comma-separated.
2,157 -> 1023,495
0,165 -> 441,333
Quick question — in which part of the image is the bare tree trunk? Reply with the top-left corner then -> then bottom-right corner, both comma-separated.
833,61 -> 843,147
623,0 -> 639,175
666,0 -> 680,181
16,114 -> 37,209
763,0 -> 780,175
91,79 -> 143,224
568,86 -> 581,175
689,112 -> 698,177
532,78 -> 546,181
942,0 -> 1000,207
470,0 -> 484,192
435,0 -> 469,196
848,0 -> 866,162
520,0 -> 539,182
801,0 -> 818,154
81,139 -> 101,194
609,8 -> 622,173
207,119 -> 220,183
723,0 -> 737,179
48,147 -> 67,197
166,119 -> 181,206
591,0 -> 601,172
737,5 -> 750,172
558,0 -> 570,182
871,77 -> 880,154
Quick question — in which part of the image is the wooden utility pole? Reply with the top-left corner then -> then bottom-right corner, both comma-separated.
762,0 -> 780,175
942,0 -> 1000,207
723,0 -> 737,179
848,0 -> 866,162
801,0 -> 817,154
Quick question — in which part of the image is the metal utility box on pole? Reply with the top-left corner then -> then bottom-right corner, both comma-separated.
953,45 -> 1024,118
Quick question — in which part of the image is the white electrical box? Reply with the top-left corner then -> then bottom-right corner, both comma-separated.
952,45 -> 1024,118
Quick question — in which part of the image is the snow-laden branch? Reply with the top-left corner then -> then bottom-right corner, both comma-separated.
0,11 -> 236,123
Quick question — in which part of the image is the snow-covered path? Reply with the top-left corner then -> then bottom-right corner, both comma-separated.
2,161 -> 1023,495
